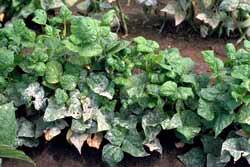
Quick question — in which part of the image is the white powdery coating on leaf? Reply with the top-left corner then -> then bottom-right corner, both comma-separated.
23,82 -> 46,110
136,0 -> 157,6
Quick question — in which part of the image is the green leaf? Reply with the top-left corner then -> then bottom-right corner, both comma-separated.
178,148 -> 205,167
86,73 -> 114,100
60,74 -> 78,91
160,81 -> 177,97
0,102 -> 17,146
202,51 -> 224,77
121,130 -> 149,157
197,99 -> 215,121
0,48 -> 14,71
32,9 -> 47,25
101,10 -> 116,26
161,112 -> 182,130
43,98 -> 67,122
102,144 -> 124,167
70,16 -> 99,44
236,105 -> 250,125
133,36 -> 159,53
231,65 -> 250,81
0,145 -> 35,166
105,126 -> 127,146
214,112 -> 234,137
176,126 -> 201,142
201,135 -> 223,156
45,61 -> 63,84
55,88 -> 68,105
59,4 -> 72,21
225,43 -> 236,60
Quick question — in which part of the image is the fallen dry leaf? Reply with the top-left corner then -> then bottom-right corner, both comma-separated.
44,127 -> 61,141
0,13 -> 4,22
107,0 -> 116,3
86,133 -> 103,149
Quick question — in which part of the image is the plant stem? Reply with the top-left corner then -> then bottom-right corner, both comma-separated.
63,20 -> 67,37
116,0 -> 128,37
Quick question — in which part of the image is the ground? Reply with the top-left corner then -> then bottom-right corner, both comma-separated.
3,1 -> 244,167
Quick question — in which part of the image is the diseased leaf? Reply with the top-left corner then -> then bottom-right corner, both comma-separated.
178,148 -> 205,167
32,9 -> 47,25
161,112 -> 182,130
45,61 -> 63,84
102,144 -> 124,167
221,137 -> 250,162
214,112 -> 234,137
55,88 -> 68,105
87,73 -> 114,100
121,130 -> 149,157
69,132 -> 88,154
144,138 -> 162,154
197,99 -> 215,121
0,102 -> 17,146
86,133 -> 103,149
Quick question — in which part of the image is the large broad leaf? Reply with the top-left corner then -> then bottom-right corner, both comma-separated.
201,135 -> 223,156
197,99 -> 215,121
221,137 -> 250,162
214,112 -> 234,137
121,130 -> 149,157
0,145 -> 35,166
22,82 -> 46,110
133,36 -> 159,53
0,48 -> 14,71
220,0 -> 239,11
45,61 -> 63,84
32,9 -> 47,25
102,144 -> 124,167
202,51 -> 224,77
60,74 -> 78,91
178,148 -> 205,167
43,98 -> 67,122
236,105 -> 250,125
70,16 -> 99,44
161,112 -> 182,130
86,73 -> 114,100
160,81 -> 177,97
105,126 -> 127,146
0,102 -> 17,146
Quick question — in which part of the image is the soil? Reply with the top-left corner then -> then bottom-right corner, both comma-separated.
2,1 -> 245,167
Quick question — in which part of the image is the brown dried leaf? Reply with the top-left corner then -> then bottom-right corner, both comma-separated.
86,133 -> 103,149
44,127 -> 61,141
0,13 -> 4,22
107,0 -> 116,3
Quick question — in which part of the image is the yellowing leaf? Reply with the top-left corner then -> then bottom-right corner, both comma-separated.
86,133 -> 103,149
44,127 -> 61,141
0,13 -> 4,22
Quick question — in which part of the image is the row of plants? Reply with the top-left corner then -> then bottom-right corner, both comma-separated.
2,0 -> 250,40
0,5 -> 250,167
160,0 -> 250,39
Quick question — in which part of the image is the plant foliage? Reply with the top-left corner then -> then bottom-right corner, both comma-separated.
1,5 -> 250,167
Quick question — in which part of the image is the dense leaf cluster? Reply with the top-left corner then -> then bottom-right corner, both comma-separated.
161,0 -> 250,38
0,5 -> 250,167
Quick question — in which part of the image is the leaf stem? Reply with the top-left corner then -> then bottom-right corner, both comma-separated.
116,0 -> 128,37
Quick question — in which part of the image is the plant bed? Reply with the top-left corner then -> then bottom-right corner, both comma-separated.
1,4 -> 250,167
